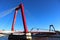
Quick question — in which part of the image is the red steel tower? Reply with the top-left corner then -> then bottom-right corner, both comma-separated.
11,3 -> 28,33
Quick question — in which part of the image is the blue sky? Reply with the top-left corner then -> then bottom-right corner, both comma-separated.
0,0 -> 60,31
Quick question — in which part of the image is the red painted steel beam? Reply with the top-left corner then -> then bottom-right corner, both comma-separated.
11,10 -> 18,31
20,3 -> 28,33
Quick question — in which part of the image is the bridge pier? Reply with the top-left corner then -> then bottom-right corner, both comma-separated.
8,33 -> 32,40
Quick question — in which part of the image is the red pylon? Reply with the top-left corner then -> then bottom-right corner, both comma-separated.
11,3 -> 28,33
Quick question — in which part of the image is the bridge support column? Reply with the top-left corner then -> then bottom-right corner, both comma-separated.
26,33 -> 32,40
8,33 -> 32,40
